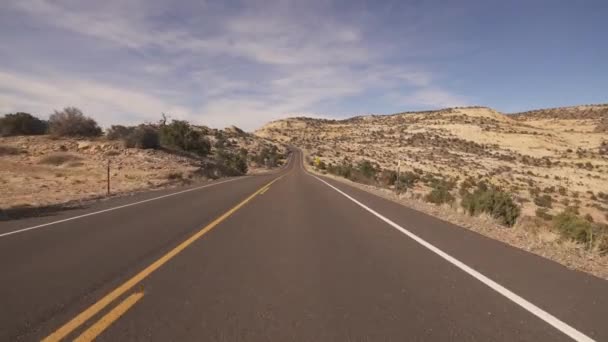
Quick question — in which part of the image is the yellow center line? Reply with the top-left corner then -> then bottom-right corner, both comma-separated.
259,186 -> 270,194
73,291 -> 144,342
42,174 -> 286,342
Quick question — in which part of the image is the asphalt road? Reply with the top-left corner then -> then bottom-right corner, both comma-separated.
1,150 -> 607,341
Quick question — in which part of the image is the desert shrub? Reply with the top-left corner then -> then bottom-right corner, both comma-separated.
317,160 -> 327,170
327,162 -> 355,179
106,125 -> 135,140
357,160 -> 377,179
461,184 -> 521,226
558,186 -> 567,196
378,169 -> 397,186
159,120 -> 210,156
342,160 -> 379,184
124,125 -> 159,149
0,145 -> 22,156
39,153 -> 82,166
399,171 -> 420,189
48,107 -> 102,137
459,177 -> 477,195
214,134 -> 227,149
427,175 -> 456,191
529,187 -> 541,197
215,149 -> 248,176
600,141 -> 607,155
534,194 -> 553,208
598,234 -> 608,255
0,112 -> 47,136
166,172 -> 183,180
535,208 -> 553,221
425,181 -> 455,205
553,208 -> 594,246
252,145 -> 282,167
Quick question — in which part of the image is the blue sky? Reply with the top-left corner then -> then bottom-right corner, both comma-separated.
1,1 -> 606,130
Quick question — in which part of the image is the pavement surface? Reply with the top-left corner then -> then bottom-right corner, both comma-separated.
1,149 -> 607,342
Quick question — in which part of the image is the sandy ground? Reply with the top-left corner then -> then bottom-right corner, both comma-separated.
0,134 -> 284,211
0,136 -> 199,209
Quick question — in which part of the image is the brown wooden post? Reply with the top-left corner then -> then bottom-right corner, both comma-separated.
107,159 -> 110,195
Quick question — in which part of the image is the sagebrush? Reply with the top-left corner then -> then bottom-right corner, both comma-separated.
48,107 -> 102,137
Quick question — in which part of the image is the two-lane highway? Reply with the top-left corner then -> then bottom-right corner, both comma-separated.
1,150 -> 607,341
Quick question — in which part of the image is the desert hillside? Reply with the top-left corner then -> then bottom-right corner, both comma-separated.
256,105 -> 608,227
1,124 -> 286,211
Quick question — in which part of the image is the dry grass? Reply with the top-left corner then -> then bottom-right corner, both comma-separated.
1,133 -> 285,210
0,145 -> 21,156
38,153 -> 83,166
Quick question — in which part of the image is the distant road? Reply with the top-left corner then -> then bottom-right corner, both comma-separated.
1,150 -> 607,341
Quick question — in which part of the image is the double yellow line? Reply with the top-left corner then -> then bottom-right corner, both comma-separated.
43,175 -> 285,342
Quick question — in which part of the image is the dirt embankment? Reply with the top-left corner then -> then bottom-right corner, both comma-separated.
0,134 -> 284,214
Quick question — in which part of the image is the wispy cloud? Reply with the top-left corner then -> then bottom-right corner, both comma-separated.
0,0 -> 467,130
0,70 -> 193,125
391,88 -> 469,108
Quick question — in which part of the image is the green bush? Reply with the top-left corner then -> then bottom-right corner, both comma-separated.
553,208 -> 594,245
398,171 -> 420,189
327,162 -> 354,179
125,125 -> 160,149
378,169 -> 397,186
214,134 -> 227,149
425,182 -> 455,205
357,160 -> 377,179
159,120 -> 210,156
461,184 -> 521,226
598,234 -> 608,255
0,112 -> 48,136
252,145 -> 282,167
459,177 -> 476,195
215,149 -> 248,176
48,107 -> 102,137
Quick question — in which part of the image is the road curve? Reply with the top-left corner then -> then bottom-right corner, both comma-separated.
1,149 -> 607,341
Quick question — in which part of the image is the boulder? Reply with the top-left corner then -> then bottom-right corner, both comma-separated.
77,142 -> 92,150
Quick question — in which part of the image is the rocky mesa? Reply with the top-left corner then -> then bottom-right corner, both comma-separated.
256,104 -> 608,276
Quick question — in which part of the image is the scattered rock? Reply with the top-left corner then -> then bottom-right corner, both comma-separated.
77,142 -> 92,150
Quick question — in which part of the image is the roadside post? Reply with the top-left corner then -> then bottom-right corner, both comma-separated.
396,160 -> 401,192
107,159 -> 111,195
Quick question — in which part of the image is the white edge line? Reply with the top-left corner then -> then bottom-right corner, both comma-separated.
309,173 -> 594,342
0,177 -> 248,239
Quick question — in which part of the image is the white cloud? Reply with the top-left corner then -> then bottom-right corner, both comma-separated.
392,88 -> 469,108
0,70 -> 193,126
1,0 -> 468,131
